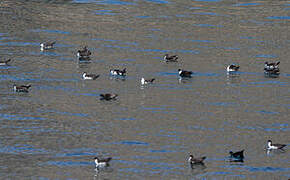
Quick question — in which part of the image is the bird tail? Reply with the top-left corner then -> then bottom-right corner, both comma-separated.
93,75 -> 100,80
5,59 -> 11,63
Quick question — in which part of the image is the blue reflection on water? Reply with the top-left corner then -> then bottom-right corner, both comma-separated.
73,0 -> 135,5
31,29 -> 70,34
267,16 -> 290,20
120,141 -> 149,146
233,3 -> 261,6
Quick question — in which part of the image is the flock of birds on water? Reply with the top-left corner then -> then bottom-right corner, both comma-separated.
1,41 -> 286,172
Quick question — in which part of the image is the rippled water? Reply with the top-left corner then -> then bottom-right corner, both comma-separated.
0,0 -> 289,179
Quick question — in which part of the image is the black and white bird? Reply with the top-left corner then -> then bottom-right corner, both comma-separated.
82,72 -> 100,80
267,140 -> 286,150
264,61 -> 280,71
100,93 -> 118,101
227,64 -> 240,72
141,78 -> 155,85
188,154 -> 206,165
0,59 -> 11,66
178,69 -> 193,78
40,42 -> 56,51
77,46 -> 91,58
164,54 -> 178,62
229,150 -> 244,159
94,157 -> 112,168
13,84 -> 31,93
110,68 -> 126,76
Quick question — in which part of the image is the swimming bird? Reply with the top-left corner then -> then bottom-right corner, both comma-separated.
13,84 -> 31,93
110,68 -> 126,76
141,78 -> 155,85
267,140 -> 286,150
188,154 -> 206,165
40,41 -> 56,51
0,59 -> 11,66
77,46 -> 91,58
264,61 -> 280,71
227,64 -> 240,72
178,69 -> 193,78
100,93 -> 118,101
82,72 -> 100,80
94,157 -> 112,168
164,54 -> 178,62
229,150 -> 244,159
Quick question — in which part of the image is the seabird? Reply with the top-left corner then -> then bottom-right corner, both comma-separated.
188,154 -> 206,165
40,42 -> 56,51
82,72 -> 100,80
94,157 -> 112,168
264,61 -> 280,71
164,54 -> 178,62
13,84 -> 31,93
178,69 -> 193,78
100,93 -> 118,101
229,150 -> 244,159
0,59 -> 11,66
110,68 -> 126,76
227,64 -> 240,72
141,78 -> 155,85
77,46 -> 92,58
267,140 -> 286,150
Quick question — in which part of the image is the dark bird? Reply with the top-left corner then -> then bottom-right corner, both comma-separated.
100,93 -> 118,101
77,46 -> 92,58
188,154 -> 206,165
178,69 -> 193,78
0,59 -> 11,66
82,72 -> 100,80
13,84 -> 31,93
141,78 -> 155,85
267,140 -> 286,150
40,41 -> 56,51
110,68 -> 126,76
264,61 -> 280,71
94,157 -> 112,168
227,64 -> 240,72
229,150 -> 244,159
164,54 -> 178,62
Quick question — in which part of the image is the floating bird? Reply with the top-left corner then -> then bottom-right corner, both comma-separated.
267,140 -> 286,150
188,154 -> 206,165
164,54 -> 178,62
13,84 -> 31,93
100,93 -> 118,101
264,61 -> 280,71
110,68 -> 126,76
178,69 -> 193,78
227,64 -> 240,72
40,41 -> 56,51
0,59 -> 11,66
229,150 -> 244,159
141,78 -> 155,85
82,72 -> 100,80
94,157 -> 112,168
77,46 -> 91,58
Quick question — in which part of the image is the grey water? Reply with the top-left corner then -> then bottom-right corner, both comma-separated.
0,0 -> 289,179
